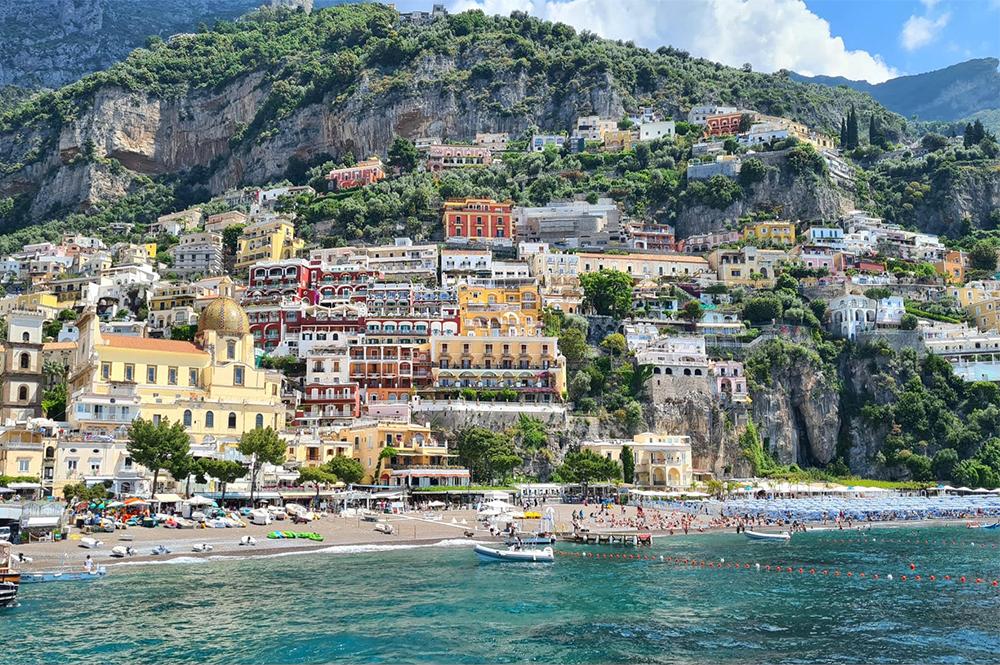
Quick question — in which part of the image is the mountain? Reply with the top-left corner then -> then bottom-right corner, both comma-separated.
791,58 -> 1000,123
0,3 -> 903,228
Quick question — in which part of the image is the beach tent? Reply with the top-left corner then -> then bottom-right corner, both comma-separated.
184,496 -> 217,507
124,497 -> 149,506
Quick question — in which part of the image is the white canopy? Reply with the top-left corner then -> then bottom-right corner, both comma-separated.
426,501 -> 447,507
184,495 -> 217,506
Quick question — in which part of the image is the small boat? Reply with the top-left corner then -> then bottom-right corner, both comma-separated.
250,509 -> 272,526
374,522 -> 395,535
20,567 -> 107,583
504,532 -> 557,546
360,510 -> 380,522
109,546 -> 135,558
0,541 -> 19,607
239,536 -> 257,547
78,537 -> 104,549
150,545 -> 171,556
474,544 -> 555,563
983,522 -> 1000,530
191,543 -> 213,553
744,530 -> 791,542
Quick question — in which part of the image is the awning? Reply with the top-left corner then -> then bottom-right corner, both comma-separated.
152,493 -> 184,503
22,516 -> 60,528
9,482 -> 41,490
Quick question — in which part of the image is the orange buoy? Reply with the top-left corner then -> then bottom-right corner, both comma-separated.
960,576 -> 967,583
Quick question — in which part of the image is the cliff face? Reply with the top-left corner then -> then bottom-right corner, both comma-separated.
650,397 -> 753,477
673,153 -> 855,239
909,167 -> 1000,237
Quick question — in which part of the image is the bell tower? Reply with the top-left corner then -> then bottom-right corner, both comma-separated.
0,309 -> 46,424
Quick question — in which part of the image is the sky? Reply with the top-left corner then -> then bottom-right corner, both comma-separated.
389,0 -> 1000,83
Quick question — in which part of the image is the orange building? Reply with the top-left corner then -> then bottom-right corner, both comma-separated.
704,112 -> 743,137
442,198 -> 514,244
934,250 -> 966,284
325,157 -> 385,190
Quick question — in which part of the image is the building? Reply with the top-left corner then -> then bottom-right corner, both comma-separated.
686,156 -> 742,180
426,145 -> 493,172
474,132 -> 509,152
602,130 -> 634,151
321,421 -> 460,485
574,116 -> 618,141
457,282 -> 542,336
440,249 -> 493,284
428,334 -> 566,403
827,294 -> 905,340
577,252 -> 710,280
680,230 -> 740,253
0,429 -> 45,483
514,199 -> 622,248
325,157 -> 385,190
743,221 -> 796,246
806,227 -> 845,250
708,246 -> 791,287
935,250 -> 966,285
531,135 -> 566,152
204,210 -> 249,233
637,335 -> 712,397
442,198 -> 514,244
688,105 -> 738,125
739,122 -> 789,146
582,432 -> 693,488
627,224 -> 676,252
150,209 -> 202,236
704,112 -> 744,137
235,217 -> 304,273
0,310 -> 45,425
638,121 -> 675,142
68,297 -> 285,443
167,231 -> 224,277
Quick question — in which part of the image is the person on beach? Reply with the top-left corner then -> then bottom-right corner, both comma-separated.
84,555 -> 94,573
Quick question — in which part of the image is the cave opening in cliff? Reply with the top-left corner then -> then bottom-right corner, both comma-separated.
793,405 -> 817,468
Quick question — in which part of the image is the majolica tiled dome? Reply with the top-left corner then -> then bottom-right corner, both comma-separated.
198,297 -> 250,335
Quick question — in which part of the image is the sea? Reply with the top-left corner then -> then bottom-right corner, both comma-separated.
3,525 -> 1000,664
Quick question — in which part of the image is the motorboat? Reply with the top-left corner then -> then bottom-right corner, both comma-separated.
504,532 -> 557,546
239,536 -> 257,547
21,567 -> 107,583
78,537 -> 104,549
374,521 -> 395,535
150,545 -> 172,556
359,510 -> 380,522
0,541 -> 19,607
109,546 -> 135,558
744,530 -> 791,542
474,544 -> 555,563
192,543 -> 214,553
250,509 -> 272,526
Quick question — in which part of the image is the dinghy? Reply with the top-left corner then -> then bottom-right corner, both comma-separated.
21,567 -> 107,583
150,545 -> 171,556
239,536 -> 257,547
109,546 -> 135,558
744,530 -> 791,542
191,543 -> 214,553
374,521 -> 395,535
474,544 -> 555,563
78,537 -> 103,549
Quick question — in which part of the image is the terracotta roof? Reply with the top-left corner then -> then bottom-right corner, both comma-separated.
100,335 -> 205,355
43,342 -> 77,351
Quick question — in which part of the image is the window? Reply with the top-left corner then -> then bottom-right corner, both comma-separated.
168,367 -> 178,385
124,364 -> 134,382
227,340 -> 236,360
67,459 -> 78,472
101,362 -> 111,379
17,385 -> 27,401
17,459 -> 29,473
228,412 -> 237,429
234,367 -> 244,385
255,414 -> 264,429
147,366 -> 157,383
19,353 -> 29,369
205,411 -> 214,428
183,410 -> 192,427
21,332 -> 29,342
189,369 -> 198,386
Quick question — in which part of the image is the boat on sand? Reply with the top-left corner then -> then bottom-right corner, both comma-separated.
474,544 -> 555,563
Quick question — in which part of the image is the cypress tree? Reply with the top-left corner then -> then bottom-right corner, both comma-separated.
868,115 -> 876,145
846,106 -> 859,149
964,122 -> 975,148
840,118 -> 847,147
973,119 -> 986,144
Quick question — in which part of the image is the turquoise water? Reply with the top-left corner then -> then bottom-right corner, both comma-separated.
3,526 -> 1000,664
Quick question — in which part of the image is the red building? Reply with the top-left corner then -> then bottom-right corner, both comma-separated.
704,112 -> 743,137
308,262 -> 381,306
325,158 -> 385,190
442,198 -> 514,243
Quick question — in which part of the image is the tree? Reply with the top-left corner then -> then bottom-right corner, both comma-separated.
558,327 -> 588,368
387,136 -> 419,173
222,224 -> 245,255
237,426 -> 286,503
742,294 -> 783,324
864,287 -> 892,301
580,269 -> 634,319
168,454 -> 204,499
298,466 -> 338,508
839,118 -> 847,147
170,325 -> 197,341
680,300 -> 703,330
952,458 -> 995,488
552,450 -> 621,486
621,445 -> 635,484
846,105 -> 859,149
62,482 -> 108,504
455,426 -> 521,484
373,446 -> 397,485
513,414 -> 548,450
969,241 -> 998,272
127,417 -> 191,499
600,332 -> 627,356
921,133 -> 949,152
900,313 -> 918,330
323,456 -> 364,485
41,383 -> 67,420
976,438 -> 1000,477
738,113 -> 754,132
200,459 -> 247,506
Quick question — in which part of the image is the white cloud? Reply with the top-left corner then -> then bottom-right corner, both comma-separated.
448,0 -> 898,83
900,12 -> 951,51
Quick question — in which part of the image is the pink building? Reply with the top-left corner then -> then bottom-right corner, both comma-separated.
426,145 -> 493,172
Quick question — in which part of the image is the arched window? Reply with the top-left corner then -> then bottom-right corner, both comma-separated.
228,412 -> 237,429
19,353 -> 29,369
17,385 -> 27,401
183,410 -> 192,427
205,411 -> 214,428
21,332 -> 29,342
227,340 -> 236,360
255,414 -> 264,429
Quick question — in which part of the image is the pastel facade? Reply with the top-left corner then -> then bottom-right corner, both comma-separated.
426,145 -> 493,172
583,432 -> 693,488
577,252 -> 710,280
0,310 -> 45,425
742,221 -> 796,245
235,218 -> 304,273
325,157 -> 385,190
167,231 -> 224,277
442,198 -> 514,244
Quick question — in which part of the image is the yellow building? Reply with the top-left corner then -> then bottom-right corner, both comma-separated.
457,282 -> 541,335
934,250 -> 966,285
967,298 -> 1000,333
582,432 -> 693,488
0,429 -> 44,481
0,292 -> 59,319
707,246 -> 791,287
742,221 -> 796,245
235,217 -> 304,273
428,333 -> 566,402
319,421 -> 454,484
68,297 -> 285,445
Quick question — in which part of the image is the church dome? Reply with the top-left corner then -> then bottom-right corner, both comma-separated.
198,297 -> 250,335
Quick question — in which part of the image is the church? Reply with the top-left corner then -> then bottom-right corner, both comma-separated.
68,297 -> 286,446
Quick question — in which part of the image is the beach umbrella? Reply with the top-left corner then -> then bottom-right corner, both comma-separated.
106,501 -> 125,508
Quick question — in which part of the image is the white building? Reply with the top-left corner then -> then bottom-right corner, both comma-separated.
638,121 -> 676,142
688,104 -> 738,125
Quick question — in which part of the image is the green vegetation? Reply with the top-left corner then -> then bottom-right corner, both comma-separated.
552,449 -> 621,484
126,417 -> 191,499
454,426 -> 522,485
238,426 -> 286,502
